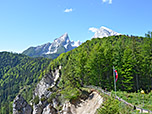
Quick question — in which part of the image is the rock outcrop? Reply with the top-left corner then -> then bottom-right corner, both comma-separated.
34,66 -> 61,99
32,66 -> 61,114
13,66 -> 104,114
13,95 -> 32,114
13,66 -> 61,114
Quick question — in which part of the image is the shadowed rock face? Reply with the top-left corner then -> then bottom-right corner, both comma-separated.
13,95 -> 32,114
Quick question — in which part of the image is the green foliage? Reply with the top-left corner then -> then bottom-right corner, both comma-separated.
97,96 -> 120,114
121,47 -> 134,91
40,96 -> 46,102
145,31 -> 152,38
47,92 -> 57,103
115,91 -> 152,111
60,85 -> 80,101
0,52 -> 51,114
41,35 -> 152,107
48,35 -> 152,95
1,34 -> 152,113
33,95 -> 39,105
97,95 -> 133,114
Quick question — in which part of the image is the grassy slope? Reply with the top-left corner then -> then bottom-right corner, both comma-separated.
115,91 -> 152,111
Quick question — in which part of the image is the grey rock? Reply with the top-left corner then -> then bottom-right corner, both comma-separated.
52,98 -> 59,109
33,66 -> 61,113
13,66 -> 62,114
42,104 -> 57,114
34,66 -> 61,99
13,95 -> 32,114
33,104 -> 43,114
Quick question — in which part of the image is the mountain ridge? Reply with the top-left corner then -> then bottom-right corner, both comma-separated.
23,27 -> 120,59
22,33 -> 82,59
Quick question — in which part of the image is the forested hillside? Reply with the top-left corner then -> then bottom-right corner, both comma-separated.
0,35 -> 151,114
0,52 -> 51,114
47,35 -> 152,100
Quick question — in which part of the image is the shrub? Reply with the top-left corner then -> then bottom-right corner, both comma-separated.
60,86 -> 80,101
40,96 -> 46,102
47,92 -> 57,103
33,95 -> 39,105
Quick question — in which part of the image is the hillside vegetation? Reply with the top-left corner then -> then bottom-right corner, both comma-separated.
0,34 -> 151,114
115,90 -> 152,111
0,52 -> 51,114
47,35 -> 152,100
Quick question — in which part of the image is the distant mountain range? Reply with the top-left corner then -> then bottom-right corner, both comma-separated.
23,26 -> 120,59
22,33 -> 82,59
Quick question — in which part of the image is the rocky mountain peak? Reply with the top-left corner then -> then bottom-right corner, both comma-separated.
54,32 -> 69,44
22,33 -> 82,59
92,26 -> 121,38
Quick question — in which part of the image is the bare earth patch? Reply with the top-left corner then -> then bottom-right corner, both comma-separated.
62,91 -> 103,114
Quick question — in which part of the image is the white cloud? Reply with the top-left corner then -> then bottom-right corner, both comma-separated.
89,27 -> 98,33
102,0 -> 112,4
102,0 -> 107,2
64,8 -> 73,13
109,0 -> 112,4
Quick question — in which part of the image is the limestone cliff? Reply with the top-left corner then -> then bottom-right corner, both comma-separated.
34,66 -> 61,99
13,66 -> 104,114
13,66 -> 61,114
32,66 -> 61,114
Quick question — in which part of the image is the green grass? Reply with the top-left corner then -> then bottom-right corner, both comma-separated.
113,90 -> 152,111
97,93 -> 135,114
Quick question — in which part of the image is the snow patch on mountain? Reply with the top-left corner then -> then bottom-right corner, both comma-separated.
22,33 -> 82,59
46,33 -> 69,54
89,26 -> 121,38
45,33 -> 81,55
71,40 -> 82,47
35,43 -> 51,51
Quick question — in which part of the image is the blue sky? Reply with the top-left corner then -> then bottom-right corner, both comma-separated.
0,0 -> 152,53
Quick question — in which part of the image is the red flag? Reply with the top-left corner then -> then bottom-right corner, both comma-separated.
114,70 -> 118,82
